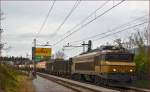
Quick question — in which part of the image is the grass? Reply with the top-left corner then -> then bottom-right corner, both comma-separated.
0,64 -> 19,92
132,79 -> 150,89
0,64 -> 35,92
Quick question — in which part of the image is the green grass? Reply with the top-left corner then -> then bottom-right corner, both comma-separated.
0,64 -> 21,92
132,80 -> 149,89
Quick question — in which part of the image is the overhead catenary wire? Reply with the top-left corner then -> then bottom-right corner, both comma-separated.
35,0 -> 56,38
51,0 -> 110,46
52,0 -> 125,46
52,0 -> 110,51
52,0 -> 81,36
68,15 -> 148,44
65,21 -> 149,51
93,21 -> 149,42
61,0 -> 110,35
51,0 -> 110,44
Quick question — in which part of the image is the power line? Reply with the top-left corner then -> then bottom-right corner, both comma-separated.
52,0 -> 110,45
51,0 -> 110,46
35,0 -> 56,38
93,21 -> 148,42
53,0 -> 81,36
62,0 -> 110,36
65,21 -> 148,51
68,15 -> 148,44
52,0 -> 125,46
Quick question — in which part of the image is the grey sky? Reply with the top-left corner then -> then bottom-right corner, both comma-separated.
1,1 -> 149,58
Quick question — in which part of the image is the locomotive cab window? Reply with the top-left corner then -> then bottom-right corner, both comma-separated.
103,54 -> 131,61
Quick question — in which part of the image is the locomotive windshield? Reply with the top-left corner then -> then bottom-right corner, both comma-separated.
104,54 -> 131,61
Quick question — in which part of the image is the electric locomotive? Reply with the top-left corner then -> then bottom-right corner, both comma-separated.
71,45 -> 135,84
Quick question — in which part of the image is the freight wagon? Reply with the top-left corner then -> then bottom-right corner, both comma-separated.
46,59 -> 72,77
36,61 -> 46,72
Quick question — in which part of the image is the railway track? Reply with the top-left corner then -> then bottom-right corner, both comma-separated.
37,72 -> 149,92
70,78 -> 137,92
78,78 -> 150,92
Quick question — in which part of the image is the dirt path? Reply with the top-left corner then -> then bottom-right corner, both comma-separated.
18,76 -> 36,92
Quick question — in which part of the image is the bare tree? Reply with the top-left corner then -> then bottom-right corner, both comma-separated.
0,11 -> 5,20
127,27 -> 149,78
0,11 -> 4,57
143,26 -> 149,46
127,34 -> 136,49
55,50 -> 65,60
113,38 -> 125,49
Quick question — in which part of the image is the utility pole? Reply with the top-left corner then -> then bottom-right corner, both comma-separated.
33,39 -> 36,73
82,41 -> 85,52
82,40 -> 92,52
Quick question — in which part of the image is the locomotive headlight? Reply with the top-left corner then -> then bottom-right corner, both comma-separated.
130,69 -> 133,72
113,68 -> 116,72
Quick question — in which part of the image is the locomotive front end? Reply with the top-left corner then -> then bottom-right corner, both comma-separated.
100,52 -> 136,82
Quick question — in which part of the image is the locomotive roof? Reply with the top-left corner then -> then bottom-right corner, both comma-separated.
74,51 -> 99,58
73,47 -> 130,59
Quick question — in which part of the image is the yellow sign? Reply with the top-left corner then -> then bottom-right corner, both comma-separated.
35,48 -> 52,56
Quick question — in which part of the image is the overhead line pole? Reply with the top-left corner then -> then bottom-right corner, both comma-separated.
33,39 -> 36,75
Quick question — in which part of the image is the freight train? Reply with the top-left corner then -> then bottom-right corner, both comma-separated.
30,45 -> 136,84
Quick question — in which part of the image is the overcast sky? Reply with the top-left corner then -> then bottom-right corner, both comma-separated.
1,0 -> 149,58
